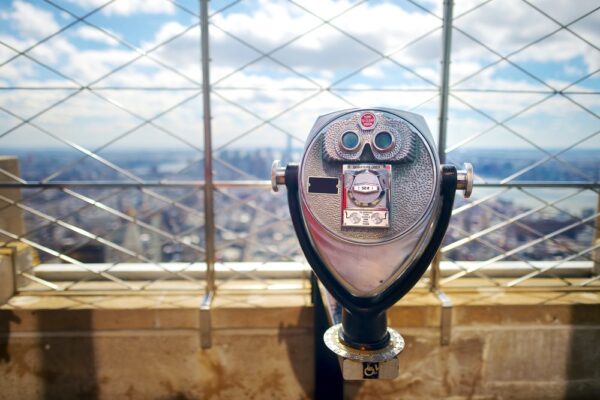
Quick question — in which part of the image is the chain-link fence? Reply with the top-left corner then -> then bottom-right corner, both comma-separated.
0,0 -> 598,299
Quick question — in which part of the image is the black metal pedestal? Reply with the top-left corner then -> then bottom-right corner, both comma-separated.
312,274 -> 343,399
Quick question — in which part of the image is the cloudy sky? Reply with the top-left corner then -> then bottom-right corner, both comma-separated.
0,0 -> 598,155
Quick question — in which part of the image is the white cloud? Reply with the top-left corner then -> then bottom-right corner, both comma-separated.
64,0 -> 175,16
0,0 -> 60,40
74,26 -> 121,46
0,0 -> 598,151
28,35 -> 76,65
46,45 -> 142,84
143,0 -> 600,84
361,66 -> 385,79
563,64 -> 585,77
452,0 -> 600,73
207,0 -> 441,71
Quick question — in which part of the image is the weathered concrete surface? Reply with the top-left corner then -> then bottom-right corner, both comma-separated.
346,325 -> 600,400
1,296 -> 600,399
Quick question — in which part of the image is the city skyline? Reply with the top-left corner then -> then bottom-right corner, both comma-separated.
7,146 -> 596,266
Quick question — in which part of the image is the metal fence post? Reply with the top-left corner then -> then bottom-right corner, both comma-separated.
200,0 -> 215,349
432,0 -> 454,345
437,0 -> 453,166
431,0 -> 454,291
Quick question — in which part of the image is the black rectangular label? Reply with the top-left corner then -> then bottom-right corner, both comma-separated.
308,177 -> 339,194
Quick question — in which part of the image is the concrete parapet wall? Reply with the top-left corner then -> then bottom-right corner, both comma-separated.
0,295 -> 599,399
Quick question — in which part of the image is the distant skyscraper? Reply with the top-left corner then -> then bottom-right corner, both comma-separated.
123,208 -> 143,262
149,213 -> 163,262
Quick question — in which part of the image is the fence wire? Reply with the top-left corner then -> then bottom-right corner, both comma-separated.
0,0 -> 598,298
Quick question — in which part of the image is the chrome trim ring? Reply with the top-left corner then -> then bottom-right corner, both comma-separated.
372,130 -> 396,153
339,131 -> 362,152
324,324 -> 405,362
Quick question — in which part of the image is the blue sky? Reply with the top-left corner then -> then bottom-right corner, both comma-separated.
0,0 -> 598,152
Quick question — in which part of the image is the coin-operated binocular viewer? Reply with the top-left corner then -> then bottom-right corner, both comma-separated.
272,108 -> 473,380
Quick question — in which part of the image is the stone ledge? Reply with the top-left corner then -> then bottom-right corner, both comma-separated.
1,292 -> 599,400
2,292 -> 599,332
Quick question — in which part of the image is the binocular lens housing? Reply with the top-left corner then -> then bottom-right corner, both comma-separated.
373,131 -> 394,151
341,131 -> 360,151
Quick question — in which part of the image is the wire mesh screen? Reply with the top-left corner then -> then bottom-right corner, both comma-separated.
440,0 -> 600,288
0,0 -> 209,291
0,0 -> 598,294
207,0 -> 445,291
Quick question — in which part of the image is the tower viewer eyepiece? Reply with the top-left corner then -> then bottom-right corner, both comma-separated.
272,108 -> 474,380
